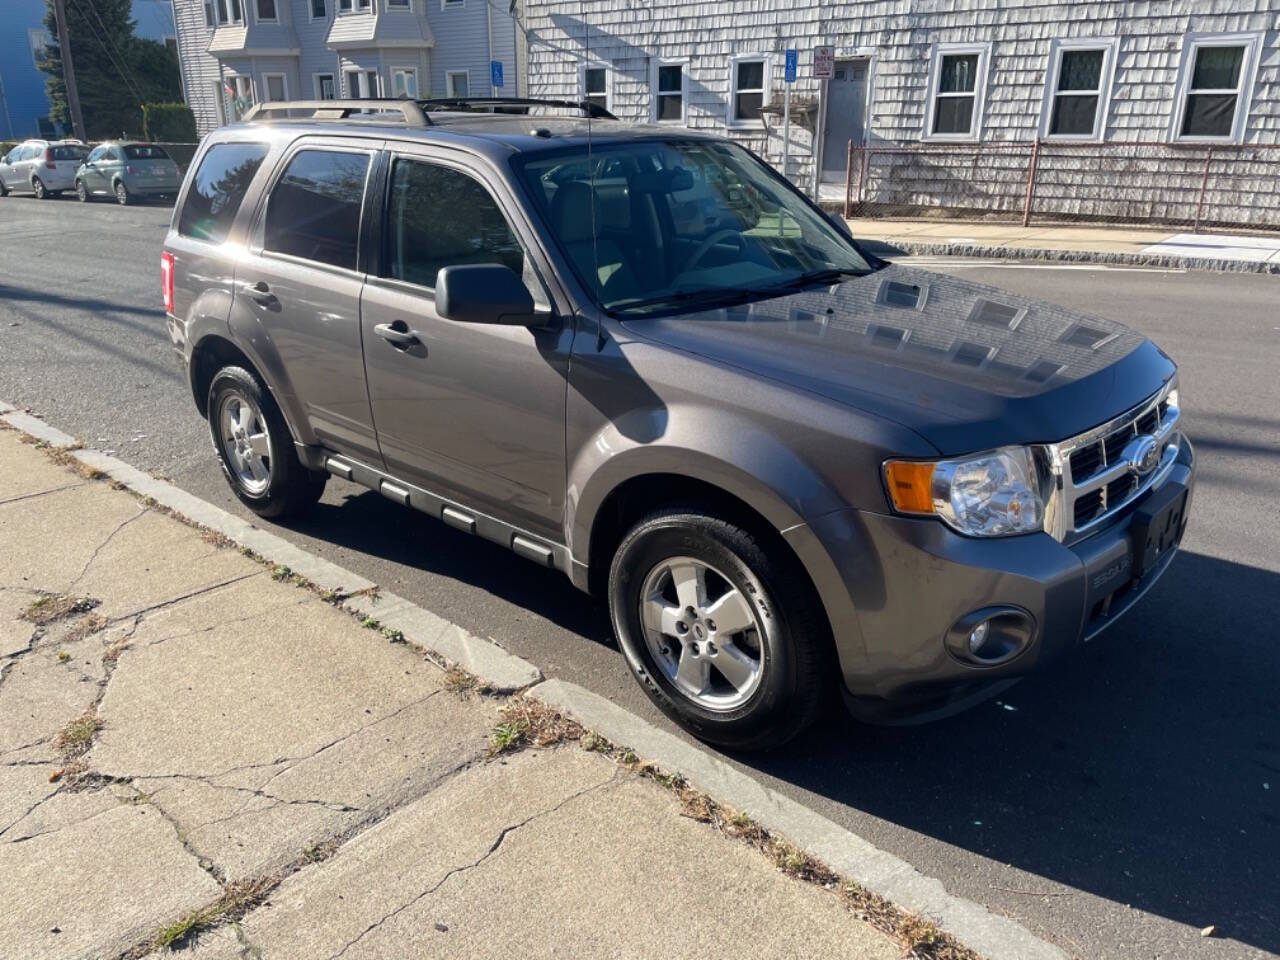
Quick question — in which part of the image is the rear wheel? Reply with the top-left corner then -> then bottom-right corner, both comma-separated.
32,177 -> 47,200
75,180 -> 89,202
608,509 -> 832,750
115,181 -> 131,206
0,180 -> 8,198
207,365 -> 327,519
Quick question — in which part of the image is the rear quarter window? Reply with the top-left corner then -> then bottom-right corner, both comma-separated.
178,141 -> 270,245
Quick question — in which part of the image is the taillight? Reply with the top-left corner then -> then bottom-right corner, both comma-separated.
126,165 -> 135,175
44,148 -> 55,170
161,252 -> 175,315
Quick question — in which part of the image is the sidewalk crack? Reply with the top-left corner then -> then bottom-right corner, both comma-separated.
327,767 -> 622,959
69,505 -> 150,588
0,480 -> 88,507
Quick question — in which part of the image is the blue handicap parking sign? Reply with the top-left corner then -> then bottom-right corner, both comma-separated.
784,49 -> 798,83
491,60 -> 504,89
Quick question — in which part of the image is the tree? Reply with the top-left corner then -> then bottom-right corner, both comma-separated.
38,0 -> 183,140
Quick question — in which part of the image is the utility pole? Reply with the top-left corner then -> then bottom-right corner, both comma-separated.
52,0 -> 87,141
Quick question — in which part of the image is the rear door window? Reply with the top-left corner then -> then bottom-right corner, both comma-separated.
263,149 -> 370,270
178,141 -> 270,244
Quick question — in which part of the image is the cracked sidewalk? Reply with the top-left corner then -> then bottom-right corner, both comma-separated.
0,427 -> 898,959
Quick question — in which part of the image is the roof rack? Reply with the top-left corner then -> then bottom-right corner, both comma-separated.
241,99 -> 432,126
417,97 -> 618,120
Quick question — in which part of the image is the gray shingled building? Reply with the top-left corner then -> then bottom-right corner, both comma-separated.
522,1 -> 1279,229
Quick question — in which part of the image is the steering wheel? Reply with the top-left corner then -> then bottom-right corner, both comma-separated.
685,229 -> 747,271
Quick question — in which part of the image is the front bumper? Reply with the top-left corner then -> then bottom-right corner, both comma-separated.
802,434 -> 1195,722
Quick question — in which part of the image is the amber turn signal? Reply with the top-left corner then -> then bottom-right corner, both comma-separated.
884,461 -> 937,514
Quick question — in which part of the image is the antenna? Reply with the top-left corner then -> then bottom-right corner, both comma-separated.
582,1 -> 605,349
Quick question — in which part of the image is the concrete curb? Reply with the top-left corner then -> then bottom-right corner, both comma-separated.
879,239 -> 1280,274
2,402 -> 1064,959
530,678 -> 1068,960
0,404 -> 542,695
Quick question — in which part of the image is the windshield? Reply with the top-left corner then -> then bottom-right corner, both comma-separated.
513,139 -> 871,315
124,145 -> 171,160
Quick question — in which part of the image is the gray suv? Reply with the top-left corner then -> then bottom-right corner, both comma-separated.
162,99 -> 1194,748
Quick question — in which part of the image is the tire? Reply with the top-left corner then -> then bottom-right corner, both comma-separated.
76,180 -> 89,202
115,181 -> 131,206
608,508 -> 833,750
0,180 -> 8,198
207,365 -> 327,519
32,177 -> 47,200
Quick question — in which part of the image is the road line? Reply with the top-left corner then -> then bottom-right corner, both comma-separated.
0,400 -> 1068,960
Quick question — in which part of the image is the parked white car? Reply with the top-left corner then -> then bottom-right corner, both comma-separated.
0,139 -> 90,199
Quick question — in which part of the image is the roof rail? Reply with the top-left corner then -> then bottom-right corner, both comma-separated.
241,99 -> 432,126
417,97 -> 617,121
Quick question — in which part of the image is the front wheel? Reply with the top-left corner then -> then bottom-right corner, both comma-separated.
608,509 -> 832,750
207,365 -> 327,519
76,180 -> 89,202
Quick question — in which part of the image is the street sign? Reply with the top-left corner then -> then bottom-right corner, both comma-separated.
784,49 -> 798,84
490,60 -> 504,89
814,46 -> 835,79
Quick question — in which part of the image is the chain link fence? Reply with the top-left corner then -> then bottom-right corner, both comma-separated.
843,140 -> 1280,233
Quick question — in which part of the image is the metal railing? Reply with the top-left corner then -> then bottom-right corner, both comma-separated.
843,139 -> 1280,233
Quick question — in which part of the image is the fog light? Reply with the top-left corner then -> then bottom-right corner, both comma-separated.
946,607 -> 1035,666
968,621 -> 991,655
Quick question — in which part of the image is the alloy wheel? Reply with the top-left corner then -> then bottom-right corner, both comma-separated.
217,392 -> 272,495
638,556 -> 765,711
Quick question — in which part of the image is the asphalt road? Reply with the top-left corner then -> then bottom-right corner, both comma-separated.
2,195 -> 1277,960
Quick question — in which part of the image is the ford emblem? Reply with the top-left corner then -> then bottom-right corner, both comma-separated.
1123,435 -> 1161,477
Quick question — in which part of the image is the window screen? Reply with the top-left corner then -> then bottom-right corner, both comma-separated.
385,159 -> 524,289
264,150 -> 370,269
178,142 -> 269,244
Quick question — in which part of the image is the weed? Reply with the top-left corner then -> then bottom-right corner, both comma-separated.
62,612 -> 108,644
150,877 -> 274,951
56,651 -> 71,663
271,565 -> 293,582
381,627 -> 406,644
21,593 -> 100,626
361,616 -> 380,630
54,709 -> 102,758
443,667 -> 478,697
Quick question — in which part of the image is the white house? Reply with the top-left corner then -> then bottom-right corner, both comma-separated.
521,1 -> 1279,229
172,0 -> 523,135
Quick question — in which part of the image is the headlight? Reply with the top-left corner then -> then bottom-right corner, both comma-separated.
884,446 -> 1045,537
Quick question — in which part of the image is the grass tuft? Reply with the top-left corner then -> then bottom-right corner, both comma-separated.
54,709 -> 102,758
150,876 -> 274,951
488,698 -> 584,757
21,593 -> 100,627
443,667 -> 479,698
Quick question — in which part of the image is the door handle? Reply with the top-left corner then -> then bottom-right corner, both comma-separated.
374,321 -> 419,347
241,280 -> 276,305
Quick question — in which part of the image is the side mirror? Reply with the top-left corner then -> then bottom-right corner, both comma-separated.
435,263 -> 536,325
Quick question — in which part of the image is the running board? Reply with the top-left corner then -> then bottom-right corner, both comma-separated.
321,454 -> 572,577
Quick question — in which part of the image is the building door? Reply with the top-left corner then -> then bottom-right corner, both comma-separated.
820,59 -> 868,182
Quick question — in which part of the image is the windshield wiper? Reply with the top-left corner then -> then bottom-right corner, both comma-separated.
609,285 -> 770,316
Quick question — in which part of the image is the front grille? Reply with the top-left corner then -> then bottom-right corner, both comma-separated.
1052,381 -> 1180,540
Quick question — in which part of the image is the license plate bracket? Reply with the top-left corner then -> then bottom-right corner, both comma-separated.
1130,483 -> 1188,580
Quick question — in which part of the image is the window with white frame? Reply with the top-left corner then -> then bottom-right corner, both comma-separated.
204,0 -> 216,28
581,64 -> 610,112
255,0 -> 276,22
337,0 -> 351,10
315,73 -> 336,99
387,0 -> 410,9
442,0 -> 463,7
1041,39 -> 1116,140
226,75 -> 254,121
215,0 -> 243,24
447,70 -> 469,97
345,69 -> 379,97
652,60 -> 687,122
262,73 -> 287,101
729,56 -> 768,125
392,67 -> 418,97
926,44 -> 989,139
310,0 -> 326,17
1173,33 -> 1262,142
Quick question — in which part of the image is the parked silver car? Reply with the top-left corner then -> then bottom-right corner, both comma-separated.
0,139 -> 89,198
162,98 -> 1194,748
76,142 -> 182,205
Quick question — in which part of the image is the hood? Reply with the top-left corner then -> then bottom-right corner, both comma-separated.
621,264 -> 1175,455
